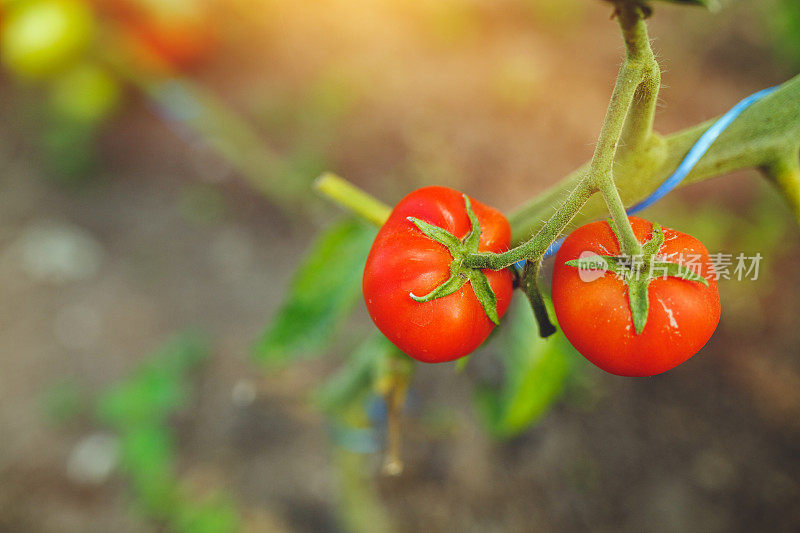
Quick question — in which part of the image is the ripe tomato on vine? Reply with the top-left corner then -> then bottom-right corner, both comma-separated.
363,186 -> 514,363
552,217 -> 720,377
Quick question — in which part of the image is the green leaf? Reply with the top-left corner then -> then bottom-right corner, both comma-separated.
119,425 -> 179,518
88,334 -> 242,528
173,497 -> 241,533
476,298 -> 573,438
255,218 -> 376,365
97,333 -> 209,428
315,334 -> 394,415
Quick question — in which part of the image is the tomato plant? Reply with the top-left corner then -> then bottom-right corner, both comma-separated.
257,0 -> 799,468
552,217 -> 720,377
362,186 -> 514,363
0,0 -> 94,80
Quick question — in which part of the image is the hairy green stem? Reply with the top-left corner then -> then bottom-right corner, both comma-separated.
508,73 -> 800,243
315,7 -> 800,266
618,6 -> 661,152
463,180 -> 594,269
589,2 -> 653,256
598,174 -> 643,255
466,1 -> 653,268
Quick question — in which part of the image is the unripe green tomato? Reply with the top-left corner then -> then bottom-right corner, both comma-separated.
1,0 -> 94,80
48,62 -> 121,123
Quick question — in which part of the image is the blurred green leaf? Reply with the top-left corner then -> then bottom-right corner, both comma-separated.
97,333 -> 209,428
174,497 -> 241,533
476,297 -> 573,439
80,333 -> 242,529
255,218 -> 376,365
315,334 -> 394,415
120,425 -> 179,518
98,368 -> 186,429
767,0 -> 800,68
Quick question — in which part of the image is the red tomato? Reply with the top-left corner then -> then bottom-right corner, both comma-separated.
93,0 -> 215,75
363,186 -> 514,363
552,217 -> 720,377
119,14 -> 215,74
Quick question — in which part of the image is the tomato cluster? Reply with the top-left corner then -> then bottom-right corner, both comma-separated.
363,189 -> 720,377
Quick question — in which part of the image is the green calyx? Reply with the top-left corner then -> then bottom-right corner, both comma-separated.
565,220 -> 709,335
407,195 -> 501,325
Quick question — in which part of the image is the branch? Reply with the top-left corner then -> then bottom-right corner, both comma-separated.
508,73 -> 800,243
315,172 -> 391,227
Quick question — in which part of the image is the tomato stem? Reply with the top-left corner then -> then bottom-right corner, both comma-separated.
381,357 -> 411,477
462,182 -> 594,269
521,259 -> 557,338
315,172 -> 392,227
617,2 -> 661,153
597,176 -> 643,256
465,2 -> 656,269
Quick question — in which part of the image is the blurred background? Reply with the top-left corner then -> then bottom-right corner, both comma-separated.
1,0 -> 799,531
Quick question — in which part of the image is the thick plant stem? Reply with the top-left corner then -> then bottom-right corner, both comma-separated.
381,359 -> 410,477
315,172 -> 392,227
463,180 -> 594,269
618,3 -> 661,152
508,73 -> 800,241
465,1 -> 653,268
587,61 -> 643,184
589,2 -> 651,256
597,175 -> 643,255
521,259 -> 557,338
